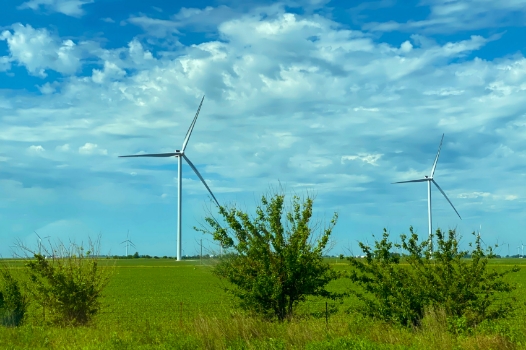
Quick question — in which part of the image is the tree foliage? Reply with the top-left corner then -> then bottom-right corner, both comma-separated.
0,266 -> 28,327
197,192 -> 341,321
348,227 -> 519,329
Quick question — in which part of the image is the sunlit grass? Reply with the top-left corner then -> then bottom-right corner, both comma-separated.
1,257 -> 525,349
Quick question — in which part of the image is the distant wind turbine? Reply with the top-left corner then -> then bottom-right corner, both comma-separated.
392,134 -> 461,252
35,231 -> 50,255
121,230 -> 136,257
119,96 -> 220,261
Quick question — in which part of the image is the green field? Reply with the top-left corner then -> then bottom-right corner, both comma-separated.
1,258 -> 526,349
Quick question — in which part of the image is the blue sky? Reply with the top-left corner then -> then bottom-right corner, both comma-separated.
1,0 -> 526,258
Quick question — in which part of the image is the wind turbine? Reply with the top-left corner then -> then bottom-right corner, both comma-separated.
35,231 -> 50,256
121,230 -> 136,257
392,134 -> 461,252
119,96 -> 220,261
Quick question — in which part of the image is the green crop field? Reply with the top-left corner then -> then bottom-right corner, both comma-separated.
1,258 -> 526,349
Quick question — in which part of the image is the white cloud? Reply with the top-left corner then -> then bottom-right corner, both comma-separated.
0,24 -> 88,77
127,16 -> 180,37
424,88 -> 465,96
341,154 -> 383,166
457,192 -> 491,199
361,0 -> 526,33
0,56 -> 10,71
400,40 -> 413,53
3,3 -> 526,256
92,61 -> 126,83
56,144 -> 70,152
78,143 -> 107,155
18,0 -> 94,17
353,107 -> 379,112
27,145 -> 45,154
38,82 -> 56,94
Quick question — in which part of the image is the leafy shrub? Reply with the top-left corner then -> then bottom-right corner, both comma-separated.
348,227 -> 519,329
0,266 -> 28,327
19,238 -> 113,326
197,192 -> 342,321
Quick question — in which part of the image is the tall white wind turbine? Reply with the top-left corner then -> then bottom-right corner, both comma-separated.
392,134 -> 461,252
121,230 -> 136,257
119,96 -> 220,261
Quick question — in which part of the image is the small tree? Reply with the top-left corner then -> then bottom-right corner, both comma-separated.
17,237 -> 113,326
196,192 -> 341,321
0,266 -> 28,327
348,227 -> 519,329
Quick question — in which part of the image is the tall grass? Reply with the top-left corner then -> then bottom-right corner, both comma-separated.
0,308 -> 522,349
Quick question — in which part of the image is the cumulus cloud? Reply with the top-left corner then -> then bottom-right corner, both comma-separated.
38,82 -> 56,94
0,24 -> 90,77
91,61 -> 126,83
27,145 -> 45,154
18,0 -> 94,17
3,2 -> 526,256
78,143 -> 107,155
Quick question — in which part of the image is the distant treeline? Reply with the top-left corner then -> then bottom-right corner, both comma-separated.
109,252 -> 217,260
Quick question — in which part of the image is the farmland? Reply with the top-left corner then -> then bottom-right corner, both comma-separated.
1,258 -> 525,349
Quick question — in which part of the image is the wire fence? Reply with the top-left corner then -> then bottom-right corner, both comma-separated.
23,300 -> 349,324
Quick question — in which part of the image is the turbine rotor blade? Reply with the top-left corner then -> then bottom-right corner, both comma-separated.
432,179 -> 461,219
430,133 -> 444,177
182,154 -> 220,207
119,153 -> 179,158
181,95 -> 205,152
391,178 -> 429,184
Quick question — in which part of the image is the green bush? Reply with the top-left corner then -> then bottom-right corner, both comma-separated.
0,266 -> 28,327
20,239 -> 113,326
197,192 -> 342,321
348,227 -> 519,329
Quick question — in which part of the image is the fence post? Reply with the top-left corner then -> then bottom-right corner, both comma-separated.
325,301 -> 328,329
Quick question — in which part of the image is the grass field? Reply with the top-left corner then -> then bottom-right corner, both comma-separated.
1,257 -> 525,349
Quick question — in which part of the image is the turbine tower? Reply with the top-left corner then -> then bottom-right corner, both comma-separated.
119,96 -> 220,261
392,134 -> 461,252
